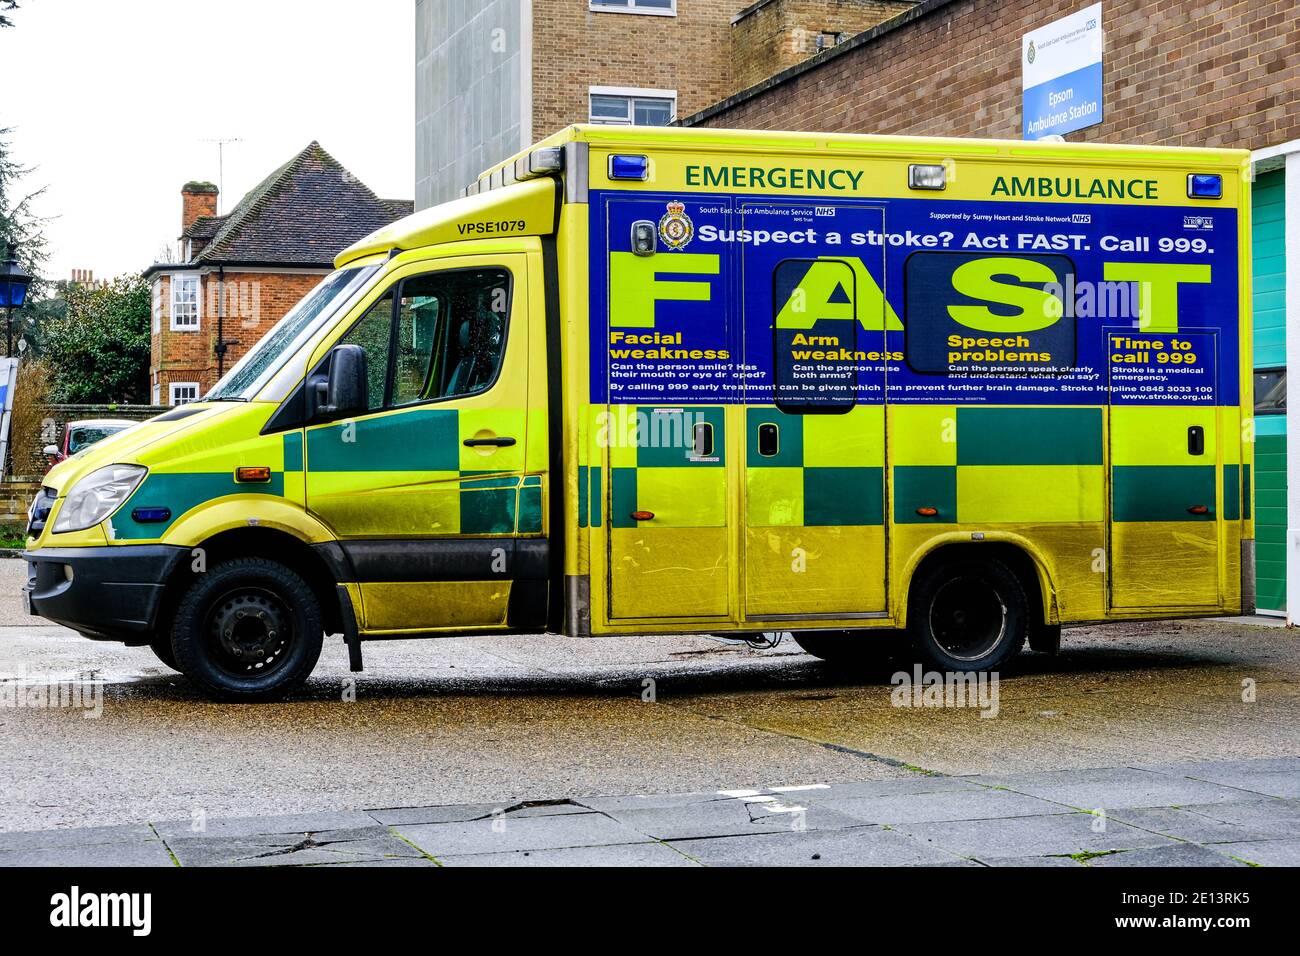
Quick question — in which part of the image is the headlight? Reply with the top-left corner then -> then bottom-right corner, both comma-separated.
52,465 -> 147,534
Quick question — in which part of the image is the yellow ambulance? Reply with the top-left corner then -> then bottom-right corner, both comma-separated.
23,126 -> 1253,700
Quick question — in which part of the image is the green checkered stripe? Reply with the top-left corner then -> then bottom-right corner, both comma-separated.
746,408 -> 883,527
292,408 -> 541,535
112,471 -> 287,540
602,407 -> 726,530
577,464 -> 602,528
895,407 -> 1103,524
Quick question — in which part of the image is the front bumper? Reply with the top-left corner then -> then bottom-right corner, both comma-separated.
23,545 -> 189,642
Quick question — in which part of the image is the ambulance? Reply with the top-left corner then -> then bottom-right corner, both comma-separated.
23,126 -> 1253,701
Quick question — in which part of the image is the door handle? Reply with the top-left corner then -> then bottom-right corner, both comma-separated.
463,437 -> 516,447
1187,425 -> 1205,456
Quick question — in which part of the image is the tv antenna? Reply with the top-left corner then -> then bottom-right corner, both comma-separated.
200,137 -> 243,213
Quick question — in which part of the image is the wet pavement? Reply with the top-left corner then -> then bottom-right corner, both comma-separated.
1,757 -> 1297,866
2,558 -> 1298,851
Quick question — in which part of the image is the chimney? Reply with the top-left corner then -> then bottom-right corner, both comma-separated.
181,181 -> 219,236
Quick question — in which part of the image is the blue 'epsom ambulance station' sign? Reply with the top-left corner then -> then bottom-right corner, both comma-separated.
1022,3 -> 1104,140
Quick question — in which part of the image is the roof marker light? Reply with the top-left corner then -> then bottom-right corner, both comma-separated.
527,146 -> 563,175
908,164 -> 947,190
609,154 -> 650,181
1187,173 -> 1222,199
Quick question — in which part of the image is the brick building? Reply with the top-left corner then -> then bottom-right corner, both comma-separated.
681,0 -> 1299,614
414,0 -> 916,207
145,142 -> 412,404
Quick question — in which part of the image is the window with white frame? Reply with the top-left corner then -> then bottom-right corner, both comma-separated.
589,86 -> 677,126
590,0 -> 675,15
151,280 -> 161,334
169,382 -> 200,405
171,274 -> 200,330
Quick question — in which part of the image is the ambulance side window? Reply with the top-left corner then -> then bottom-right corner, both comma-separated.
393,268 -> 511,407
336,291 -> 394,411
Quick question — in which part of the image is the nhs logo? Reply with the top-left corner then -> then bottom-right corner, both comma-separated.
814,206 -> 836,217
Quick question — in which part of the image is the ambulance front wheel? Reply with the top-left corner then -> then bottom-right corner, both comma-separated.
908,557 -> 1027,673
170,557 -> 324,702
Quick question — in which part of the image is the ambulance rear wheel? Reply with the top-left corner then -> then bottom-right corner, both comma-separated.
908,557 -> 1027,672
170,557 -> 323,702
792,630 -> 904,666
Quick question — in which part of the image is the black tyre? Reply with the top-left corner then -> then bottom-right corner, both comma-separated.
170,557 -> 323,702
908,557 -> 1027,672
792,629 -> 904,666
147,633 -> 178,670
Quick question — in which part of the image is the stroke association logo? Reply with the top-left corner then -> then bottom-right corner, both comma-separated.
1026,39 -> 1036,64
658,201 -> 694,251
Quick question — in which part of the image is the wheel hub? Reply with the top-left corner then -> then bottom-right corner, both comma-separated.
212,593 -> 286,665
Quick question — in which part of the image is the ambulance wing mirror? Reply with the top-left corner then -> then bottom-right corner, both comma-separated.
311,343 -> 368,420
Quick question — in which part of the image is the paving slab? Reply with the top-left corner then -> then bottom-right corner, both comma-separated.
152,809 -> 377,841
440,841 -> 699,867
1177,797 -> 1300,836
0,840 -> 175,867
369,801 -> 589,826
667,826 -> 972,866
813,787 -> 1059,826
397,811 -> 653,857
595,794 -> 865,841
795,777 -> 983,801
165,825 -> 425,867
1210,839 -> 1300,867
1084,844 -> 1248,867
962,766 -> 1248,810
0,823 -> 156,851
1172,768 -> 1300,800
976,854 -> 1084,867
1106,806 -> 1278,844
897,812 -> 1178,860
320,857 -> 440,867
574,790 -> 744,813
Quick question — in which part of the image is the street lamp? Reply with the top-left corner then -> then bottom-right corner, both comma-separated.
0,242 -> 33,357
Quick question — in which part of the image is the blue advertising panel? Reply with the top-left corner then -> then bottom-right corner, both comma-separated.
589,190 -> 1238,409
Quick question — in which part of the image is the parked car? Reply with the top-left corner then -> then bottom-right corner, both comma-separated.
43,419 -> 136,471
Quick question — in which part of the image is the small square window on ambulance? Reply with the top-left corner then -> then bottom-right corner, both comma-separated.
1187,173 -> 1222,199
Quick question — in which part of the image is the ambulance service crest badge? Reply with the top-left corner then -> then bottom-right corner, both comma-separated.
658,201 -> 694,251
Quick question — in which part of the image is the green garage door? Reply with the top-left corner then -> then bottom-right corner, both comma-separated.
1252,168 -> 1286,613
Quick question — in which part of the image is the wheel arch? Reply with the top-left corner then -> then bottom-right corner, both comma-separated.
155,526 -> 344,639
896,533 -> 1059,630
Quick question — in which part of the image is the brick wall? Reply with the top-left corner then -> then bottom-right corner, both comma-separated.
10,403 -> 167,481
150,270 -> 328,400
731,0 -> 917,91
685,0 -> 1300,151
531,0 -> 739,138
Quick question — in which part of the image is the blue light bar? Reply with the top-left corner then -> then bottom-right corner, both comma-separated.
131,507 -> 172,523
609,154 -> 650,181
1187,174 -> 1222,199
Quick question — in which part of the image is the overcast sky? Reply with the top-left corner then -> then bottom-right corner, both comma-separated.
2,0 -> 414,281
